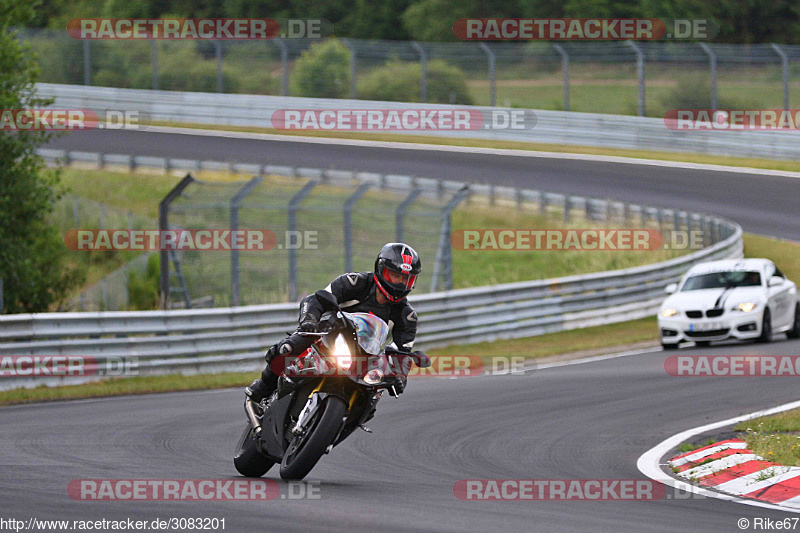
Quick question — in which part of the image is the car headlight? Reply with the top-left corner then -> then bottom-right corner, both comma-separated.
732,302 -> 758,313
333,334 -> 352,370
660,308 -> 678,318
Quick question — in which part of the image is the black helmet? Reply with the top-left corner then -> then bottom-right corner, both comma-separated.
373,243 -> 421,302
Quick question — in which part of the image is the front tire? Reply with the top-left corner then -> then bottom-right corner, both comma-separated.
279,396 -> 346,481
757,309 -> 772,344
234,424 -> 275,478
695,341 -> 711,348
787,304 -> 800,339
661,342 -> 679,350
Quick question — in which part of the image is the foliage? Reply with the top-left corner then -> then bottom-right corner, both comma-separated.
358,58 -> 473,104
290,39 -> 351,98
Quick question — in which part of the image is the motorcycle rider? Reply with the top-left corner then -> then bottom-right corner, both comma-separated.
246,242 -> 430,403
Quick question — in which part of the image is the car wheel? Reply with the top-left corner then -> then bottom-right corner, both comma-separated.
757,309 -> 772,343
787,304 -> 800,339
661,342 -> 679,350
695,341 -> 711,347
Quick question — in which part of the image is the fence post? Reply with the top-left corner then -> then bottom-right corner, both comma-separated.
0,278 -> 3,314
229,176 -> 263,306
478,43 -> 496,107
276,39 -> 289,96
158,174 -> 195,309
770,44 -> 790,111
431,186 -> 470,292
699,43 -> 717,110
83,40 -> 91,86
552,44 -> 570,111
150,40 -> 158,90
343,183 -> 371,272
411,41 -> 427,103
343,39 -> 358,99
626,41 -> 645,116
396,187 -> 422,242
214,40 -> 223,93
73,196 -> 80,226
288,181 -> 319,301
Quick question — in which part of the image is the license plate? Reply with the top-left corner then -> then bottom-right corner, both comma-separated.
689,322 -> 722,332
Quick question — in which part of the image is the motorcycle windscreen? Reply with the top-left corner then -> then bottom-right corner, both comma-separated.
344,312 -> 390,355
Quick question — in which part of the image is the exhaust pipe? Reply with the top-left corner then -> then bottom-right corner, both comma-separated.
244,399 -> 262,434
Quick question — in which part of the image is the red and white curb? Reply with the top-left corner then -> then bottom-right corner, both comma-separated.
638,399 -> 800,514
668,439 -> 800,508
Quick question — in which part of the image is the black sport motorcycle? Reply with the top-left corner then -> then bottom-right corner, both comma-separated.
234,290 -> 421,480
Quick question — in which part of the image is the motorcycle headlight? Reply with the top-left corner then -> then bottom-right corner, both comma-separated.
660,308 -> 678,318
733,302 -> 758,313
364,368 -> 384,385
333,334 -> 352,370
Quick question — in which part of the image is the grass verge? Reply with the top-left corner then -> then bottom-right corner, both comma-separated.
734,409 -> 800,467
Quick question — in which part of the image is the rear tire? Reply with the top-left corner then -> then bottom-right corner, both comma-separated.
279,396 -> 346,481
234,424 -> 275,478
787,304 -> 800,339
757,309 -> 772,344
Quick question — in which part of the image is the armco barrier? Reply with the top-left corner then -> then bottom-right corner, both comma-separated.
0,217 -> 742,390
36,82 -> 800,160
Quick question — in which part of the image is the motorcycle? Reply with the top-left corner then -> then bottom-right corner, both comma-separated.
234,290 -> 421,480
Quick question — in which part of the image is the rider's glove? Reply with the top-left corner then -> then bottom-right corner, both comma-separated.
298,315 -> 319,333
411,351 -> 431,368
394,375 -> 407,395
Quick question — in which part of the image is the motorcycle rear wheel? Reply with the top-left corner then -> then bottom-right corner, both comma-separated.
279,396 -> 347,480
234,424 -> 276,477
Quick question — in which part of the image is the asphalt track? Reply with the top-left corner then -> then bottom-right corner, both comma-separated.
2,128 -> 795,531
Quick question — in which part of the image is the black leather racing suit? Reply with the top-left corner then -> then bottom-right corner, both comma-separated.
263,272 -> 418,377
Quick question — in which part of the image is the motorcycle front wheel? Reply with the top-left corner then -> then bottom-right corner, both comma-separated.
279,396 -> 347,480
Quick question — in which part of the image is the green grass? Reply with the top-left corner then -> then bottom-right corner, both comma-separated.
743,234 -> 800,282
735,409 -> 800,467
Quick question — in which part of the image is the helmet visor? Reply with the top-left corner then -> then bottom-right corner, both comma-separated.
382,267 -> 417,289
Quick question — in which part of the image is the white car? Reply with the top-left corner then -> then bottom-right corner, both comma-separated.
658,258 -> 800,349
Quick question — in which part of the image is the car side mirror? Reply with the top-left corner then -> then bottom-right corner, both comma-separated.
664,283 -> 678,295
314,289 -> 339,311
768,276 -> 785,287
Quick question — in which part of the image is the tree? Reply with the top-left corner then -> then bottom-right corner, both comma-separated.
290,39 -> 350,98
0,0 -> 82,312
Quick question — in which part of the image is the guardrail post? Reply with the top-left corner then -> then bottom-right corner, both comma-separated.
552,44 -> 570,111
73,196 -> 80,226
539,191 -> 548,218
626,41 -> 645,116
563,196 -> 571,222
411,42 -> 428,103
344,183 -> 371,272
277,39 -> 289,96
150,40 -> 158,90
770,44 -> 790,111
159,174 -> 195,309
288,181 -> 319,301
214,41 -> 223,93
431,186 -> 470,292
342,39 -> 357,99
699,43 -> 717,109
230,176 -> 263,306
396,187 -> 422,242
83,40 -> 91,86
478,43 -> 496,107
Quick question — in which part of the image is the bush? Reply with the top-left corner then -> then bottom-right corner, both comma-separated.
357,58 -> 473,105
290,39 -> 350,98
127,254 -> 160,310
660,76 -> 758,111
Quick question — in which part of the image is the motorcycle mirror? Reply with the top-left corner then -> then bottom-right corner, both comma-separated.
315,290 -> 339,312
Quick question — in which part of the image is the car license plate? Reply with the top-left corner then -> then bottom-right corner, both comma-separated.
689,322 -> 722,332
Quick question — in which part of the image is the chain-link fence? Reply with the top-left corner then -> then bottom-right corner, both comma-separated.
18,28 -> 800,117
160,173 -> 463,309
50,194 -> 157,311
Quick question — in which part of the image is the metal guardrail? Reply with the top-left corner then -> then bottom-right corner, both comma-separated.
37,83 -> 800,160
0,173 -> 742,389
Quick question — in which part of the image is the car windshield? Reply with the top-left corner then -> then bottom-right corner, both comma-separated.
343,312 -> 390,355
681,271 -> 762,291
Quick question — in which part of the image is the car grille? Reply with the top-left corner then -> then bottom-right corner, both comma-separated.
705,309 -> 724,318
686,310 -> 703,318
685,309 -> 724,318
684,329 -> 730,338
